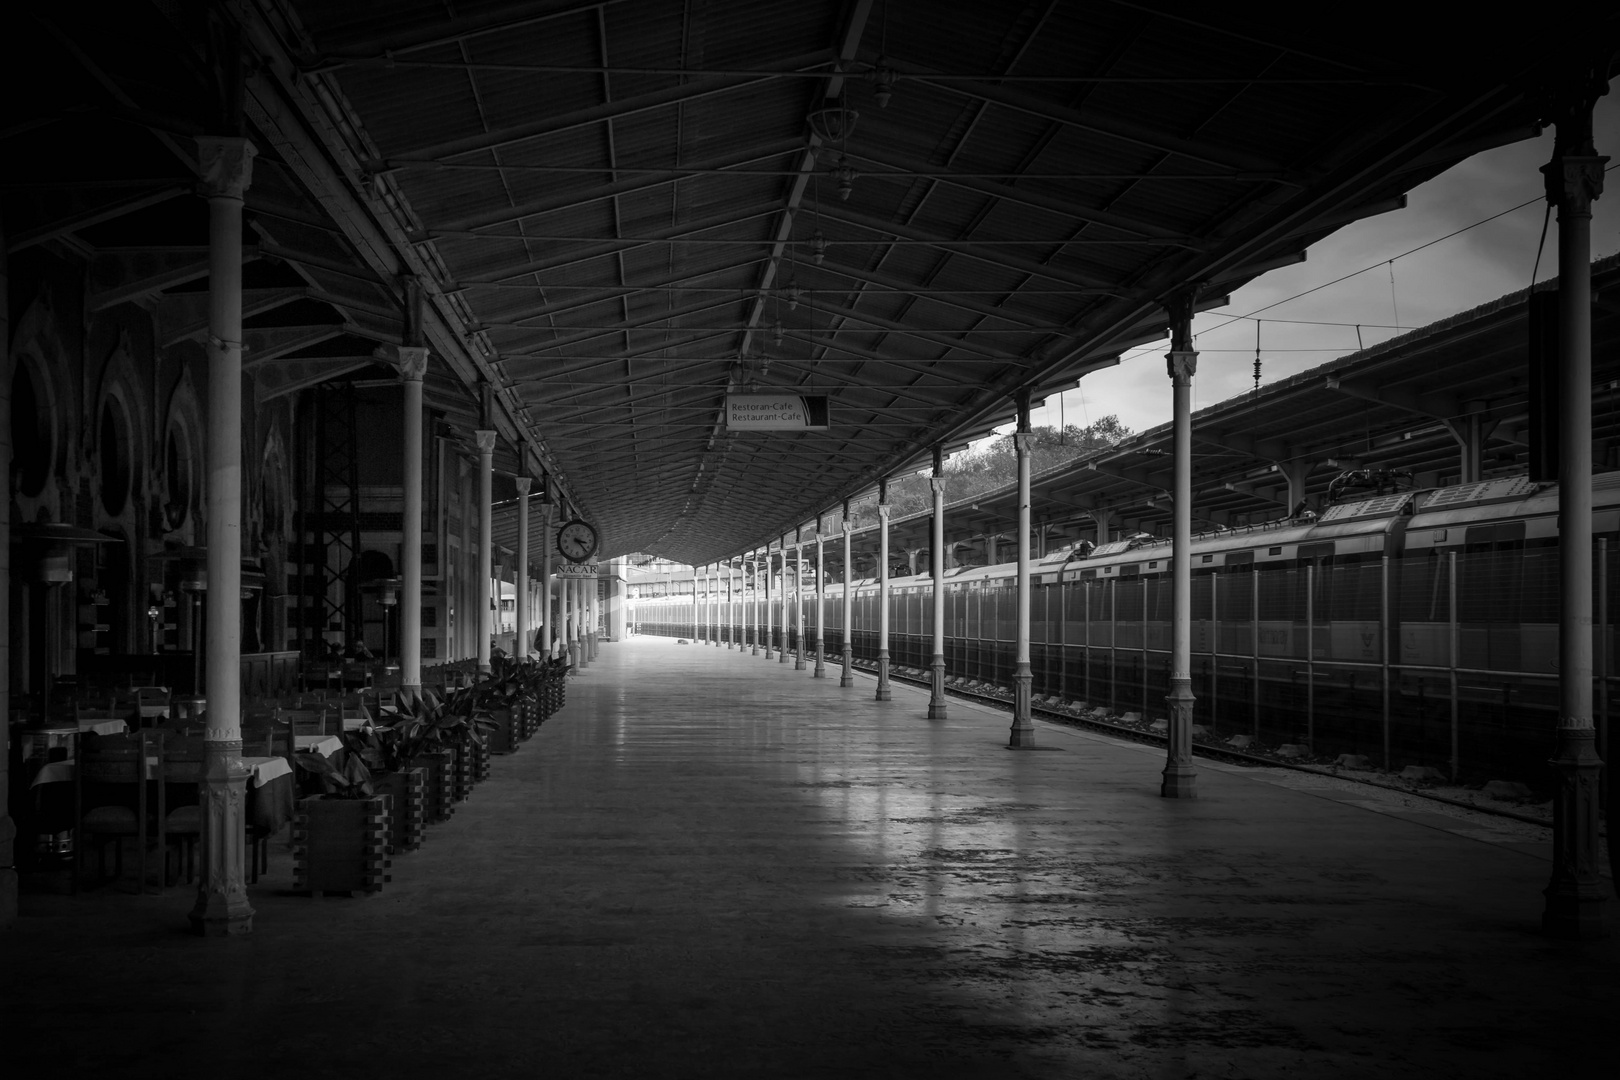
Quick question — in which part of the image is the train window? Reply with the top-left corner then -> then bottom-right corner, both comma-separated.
1148,561 -> 1158,568
1224,551 -> 1253,569
1297,542 -> 1335,561
1201,554 -> 1213,563
1268,546 -> 1283,556
1080,569 -> 1097,580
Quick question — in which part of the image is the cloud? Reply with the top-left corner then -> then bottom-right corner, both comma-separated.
1033,92 -> 1620,437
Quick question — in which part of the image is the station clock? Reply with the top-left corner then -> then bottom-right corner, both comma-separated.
556,518 -> 600,563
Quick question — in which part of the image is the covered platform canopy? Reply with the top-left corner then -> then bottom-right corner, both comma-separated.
5,1 -> 1607,566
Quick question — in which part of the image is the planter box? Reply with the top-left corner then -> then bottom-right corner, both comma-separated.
486,707 -> 520,754
409,750 -> 455,823
293,795 -> 391,896
372,768 -> 425,854
448,736 -> 476,801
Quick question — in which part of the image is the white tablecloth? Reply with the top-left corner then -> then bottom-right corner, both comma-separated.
294,734 -> 342,757
240,756 -> 293,787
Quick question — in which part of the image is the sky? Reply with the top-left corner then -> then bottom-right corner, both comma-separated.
1016,92 -> 1620,441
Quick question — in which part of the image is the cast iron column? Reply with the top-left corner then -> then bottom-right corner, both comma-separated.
814,521 -> 827,678
750,552 -> 760,655
567,575 -> 580,671
779,536 -> 792,664
764,547 -> 775,659
1008,393 -> 1036,747
795,530 -> 806,670
515,477 -> 530,658
0,194 -> 11,927
398,347 -> 428,699
192,135 -> 255,934
540,502 -> 554,658
877,481 -> 892,701
929,446 -> 948,719
841,508 -> 854,687
474,430 -> 495,673
1542,75 -> 1608,938
1162,291 -> 1199,798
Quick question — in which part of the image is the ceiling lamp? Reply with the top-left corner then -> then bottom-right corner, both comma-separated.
872,63 -> 897,108
810,231 -> 827,265
806,103 -> 859,145
832,156 -> 856,201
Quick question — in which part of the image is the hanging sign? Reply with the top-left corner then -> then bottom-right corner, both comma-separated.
554,563 -> 600,578
726,394 -> 830,431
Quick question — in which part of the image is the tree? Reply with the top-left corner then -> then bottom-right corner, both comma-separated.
844,416 -> 1133,529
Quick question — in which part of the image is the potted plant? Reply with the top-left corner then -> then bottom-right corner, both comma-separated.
383,685 -> 495,820
291,746 -> 391,896
474,649 -> 535,754
337,724 -> 425,856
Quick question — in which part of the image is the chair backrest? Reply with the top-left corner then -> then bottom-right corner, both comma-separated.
160,733 -> 207,784
277,707 -> 329,736
75,698 -> 125,723
77,731 -> 146,784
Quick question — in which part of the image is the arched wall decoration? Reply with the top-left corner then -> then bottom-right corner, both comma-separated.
8,290 -> 69,525
93,331 -> 151,523
160,373 -> 204,539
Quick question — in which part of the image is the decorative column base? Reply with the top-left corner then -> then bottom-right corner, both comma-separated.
928,656 -> 948,719
795,647 -> 806,671
876,652 -> 892,701
1008,663 -> 1035,746
1542,726 -> 1607,938
779,639 -> 790,663
840,648 -> 854,687
813,645 -> 826,678
752,640 -> 759,657
1160,679 -> 1199,799
189,741 -> 254,936
569,642 -> 581,671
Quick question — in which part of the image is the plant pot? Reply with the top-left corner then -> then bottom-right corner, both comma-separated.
486,707 -> 519,755
408,750 -> 456,823
292,794 -> 391,896
372,768 -> 425,854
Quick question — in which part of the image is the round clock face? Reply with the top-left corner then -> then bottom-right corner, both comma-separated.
557,519 -> 599,562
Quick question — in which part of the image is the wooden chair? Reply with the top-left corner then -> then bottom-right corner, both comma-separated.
74,730 -> 155,892
156,732 -> 205,887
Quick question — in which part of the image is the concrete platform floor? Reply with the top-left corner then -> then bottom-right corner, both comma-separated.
4,636 -> 1617,1078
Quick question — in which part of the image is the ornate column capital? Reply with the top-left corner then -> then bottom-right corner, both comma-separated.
398,345 -> 430,381
877,504 -> 891,521
474,429 -> 497,455
195,136 -> 257,200
514,476 -> 532,496
1011,431 -> 1034,455
1166,349 -> 1198,382
1542,155 -> 1608,217
842,519 -> 852,535
929,477 -> 946,495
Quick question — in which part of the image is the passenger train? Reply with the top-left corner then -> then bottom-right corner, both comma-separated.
634,472 -> 1620,789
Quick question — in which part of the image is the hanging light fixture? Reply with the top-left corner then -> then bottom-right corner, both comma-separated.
872,63 -> 897,108
833,155 -> 856,201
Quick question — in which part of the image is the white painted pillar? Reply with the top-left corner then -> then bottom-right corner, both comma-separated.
814,523 -> 827,678
474,431 -> 496,672
540,502 -> 554,658
1162,294 -> 1199,796
192,135 -> 255,935
794,532 -> 806,670
398,347 -> 427,699
515,477 -> 530,658
749,552 -> 760,656
1008,392 -> 1036,747
567,575 -> 580,670
841,510 -> 854,687
1543,81 -> 1607,937
0,190 -> 16,927
779,536 -> 791,665
876,486 -> 892,700
764,546 -> 775,659
929,446 -> 948,720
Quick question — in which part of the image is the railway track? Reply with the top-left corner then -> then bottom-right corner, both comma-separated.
845,658 -> 1559,831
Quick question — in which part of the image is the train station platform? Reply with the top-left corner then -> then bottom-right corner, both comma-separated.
3,638 -> 1616,1078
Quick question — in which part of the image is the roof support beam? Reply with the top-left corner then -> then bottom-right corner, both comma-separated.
431,139 -> 802,232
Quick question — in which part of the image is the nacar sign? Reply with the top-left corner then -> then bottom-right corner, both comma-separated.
725,394 -> 831,431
